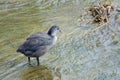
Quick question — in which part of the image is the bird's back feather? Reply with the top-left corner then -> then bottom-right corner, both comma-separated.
17,32 -> 54,57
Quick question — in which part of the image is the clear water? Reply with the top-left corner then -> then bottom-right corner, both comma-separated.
0,0 -> 120,80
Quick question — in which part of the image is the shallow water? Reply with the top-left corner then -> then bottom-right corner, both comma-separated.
0,0 -> 120,80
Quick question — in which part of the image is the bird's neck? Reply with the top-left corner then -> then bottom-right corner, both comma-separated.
48,30 -> 56,37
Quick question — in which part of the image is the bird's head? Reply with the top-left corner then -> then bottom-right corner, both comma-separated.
48,25 -> 61,37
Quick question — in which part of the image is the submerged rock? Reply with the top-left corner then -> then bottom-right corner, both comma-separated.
21,66 -> 53,80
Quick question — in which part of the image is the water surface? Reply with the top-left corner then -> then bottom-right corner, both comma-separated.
0,0 -> 120,80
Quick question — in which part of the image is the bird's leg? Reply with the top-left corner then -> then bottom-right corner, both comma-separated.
28,57 -> 31,65
36,57 -> 40,66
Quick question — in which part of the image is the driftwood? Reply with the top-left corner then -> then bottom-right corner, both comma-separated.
89,4 -> 114,23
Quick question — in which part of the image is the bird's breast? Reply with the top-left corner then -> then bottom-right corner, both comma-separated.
52,36 -> 57,45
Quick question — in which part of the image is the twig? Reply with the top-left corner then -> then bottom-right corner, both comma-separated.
83,22 -> 109,37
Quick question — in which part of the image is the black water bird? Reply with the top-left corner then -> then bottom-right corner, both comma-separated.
17,26 -> 61,66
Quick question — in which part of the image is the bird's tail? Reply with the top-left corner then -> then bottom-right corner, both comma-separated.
16,45 -> 25,54
16,48 -> 24,53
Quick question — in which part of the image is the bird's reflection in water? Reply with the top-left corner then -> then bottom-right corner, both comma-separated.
21,66 -> 53,80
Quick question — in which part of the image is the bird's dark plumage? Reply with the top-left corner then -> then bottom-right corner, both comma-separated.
17,32 -> 53,57
17,26 -> 60,65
